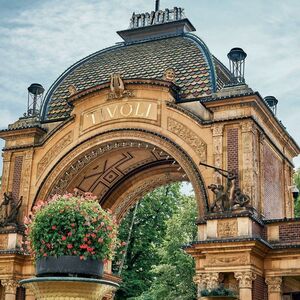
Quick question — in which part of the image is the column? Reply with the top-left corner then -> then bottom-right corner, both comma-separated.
234,271 -> 256,300
193,274 -> 206,299
203,272 -> 219,291
265,276 -> 282,300
193,273 -> 219,299
1,279 -> 19,300
25,288 -> 35,300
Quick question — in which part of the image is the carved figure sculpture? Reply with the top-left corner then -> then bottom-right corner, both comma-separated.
0,193 -> 22,227
232,188 -> 250,210
110,73 -> 125,99
108,73 -> 133,100
209,170 -> 236,212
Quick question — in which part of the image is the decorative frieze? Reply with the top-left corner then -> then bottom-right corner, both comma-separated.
168,118 -> 207,162
217,219 -> 238,238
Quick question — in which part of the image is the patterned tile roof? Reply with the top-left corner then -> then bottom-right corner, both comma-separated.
41,33 -> 233,121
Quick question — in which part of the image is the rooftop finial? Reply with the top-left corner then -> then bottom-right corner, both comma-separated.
155,0 -> 160,12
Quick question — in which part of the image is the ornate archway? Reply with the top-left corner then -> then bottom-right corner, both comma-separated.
35,128 -> 208,220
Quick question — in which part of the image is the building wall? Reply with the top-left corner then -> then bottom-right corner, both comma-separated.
263,143 -> 284,219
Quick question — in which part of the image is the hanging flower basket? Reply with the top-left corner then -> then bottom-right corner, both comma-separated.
24,193 -> 123,278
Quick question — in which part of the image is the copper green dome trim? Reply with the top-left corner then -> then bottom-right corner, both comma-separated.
184,33 -> 217,93
40,44 -> 123,121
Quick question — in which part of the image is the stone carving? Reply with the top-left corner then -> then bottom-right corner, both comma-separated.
207,254 -> 248,266
0,193 -> 22,227
1,279 -> 19,293
68,84 -> 78,96
265,276 -> 282,293
168,118 -> 207,162
163,68 -> 176,82
234,271 -> 256,289
37,131 -> 73,179
108,73 -> 134,100
217,220 -> 238,238
0,235 -> 8,249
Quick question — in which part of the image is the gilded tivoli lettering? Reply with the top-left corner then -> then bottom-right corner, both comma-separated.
81,101 -> 158,132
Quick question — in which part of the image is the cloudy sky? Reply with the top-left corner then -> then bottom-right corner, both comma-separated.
0,0 -> 299,173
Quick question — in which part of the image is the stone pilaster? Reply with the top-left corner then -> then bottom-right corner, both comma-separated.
211,124 -> 224,184
265,276 -> 282,300
203,272 -> 219,291
234,271 -> 256,300
1,279 -> 19,300
241,120 -> 259,209
1,152 -> 12,195
193,274 -> 206,298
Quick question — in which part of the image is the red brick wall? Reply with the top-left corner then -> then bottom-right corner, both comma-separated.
12,156 -> 23,200
279,223 -> 300,243
227,128 -> 239,183
252,275 -> 268,300
263,145 -> 283,219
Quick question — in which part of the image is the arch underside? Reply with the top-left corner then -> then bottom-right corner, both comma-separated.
36,129 -> 208,219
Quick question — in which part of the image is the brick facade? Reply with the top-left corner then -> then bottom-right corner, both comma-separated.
279,222 -> 300,244
12,156 -> 23,200
263,144 -> 283,219
252,275 -> 268,300
227,128 -> 239,183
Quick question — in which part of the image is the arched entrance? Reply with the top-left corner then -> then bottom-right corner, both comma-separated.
35,128 -> 208,221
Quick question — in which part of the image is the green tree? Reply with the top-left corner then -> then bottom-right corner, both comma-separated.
114,183 -> 184,299
294,169 -> 300,217
133,195 -> 197,300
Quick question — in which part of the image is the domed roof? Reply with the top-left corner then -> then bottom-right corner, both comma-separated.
41,10 -> 233,122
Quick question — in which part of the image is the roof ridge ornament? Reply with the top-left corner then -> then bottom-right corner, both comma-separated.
108,73 -> 134,100
129,5 -> 185,29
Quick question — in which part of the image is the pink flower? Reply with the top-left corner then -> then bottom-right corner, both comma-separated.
67,244 -> 73,249
68,232 -> 72,237
98,238 -> 103,243
80,256 -> 85,260
71,223 -> 75,228
61,236 -> 67,241
87,247 -> 94,252
121,241 -> 127,246
83,237 -> 88,242
91,233 -> 96,238
52,225 -> 57,230
80,244 -> 88,249
43,253 -> 48,257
